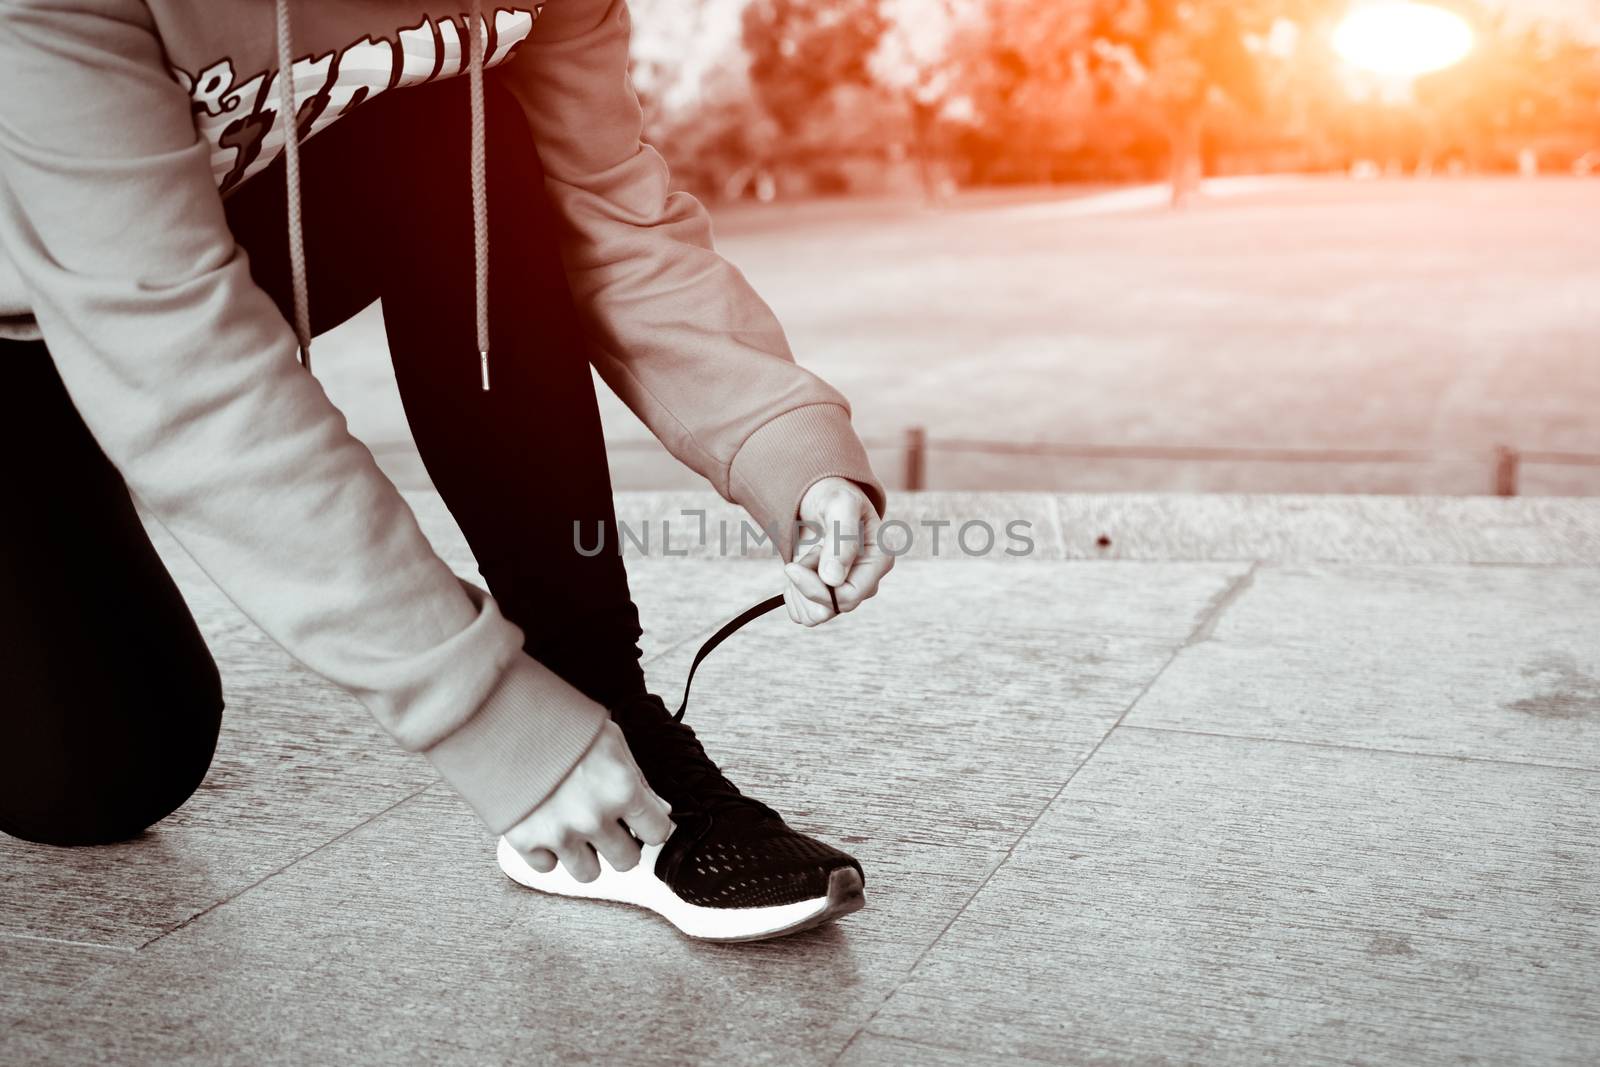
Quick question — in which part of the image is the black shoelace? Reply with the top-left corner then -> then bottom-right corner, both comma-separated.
613,593 -> 794,820
671,594 -> 784,721
672,584 -> 838,721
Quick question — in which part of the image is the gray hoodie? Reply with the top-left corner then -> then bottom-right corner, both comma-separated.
0,0 -> 883,833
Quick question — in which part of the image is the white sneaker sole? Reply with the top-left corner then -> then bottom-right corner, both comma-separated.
496,837 -> 865,943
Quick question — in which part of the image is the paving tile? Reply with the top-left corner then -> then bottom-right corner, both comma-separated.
640,561 -> 1246,848
0,676 -> 431,949
0,937 -> 130,1031
2,527 -> 435,949
1128,563 -> 1600,769
2,789 -> 1001,1066
413,488 -> 776,564
859,493 -> 1063,562
1055,494 -> 1600,564
405,490 -> 786,657
625,561 -> 788,662
839,1033 -> 1061,1066
862,729 -> 1600,1066
601,492 -> 1600,566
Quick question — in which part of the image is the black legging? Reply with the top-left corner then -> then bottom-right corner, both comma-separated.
0,75 -> 647,846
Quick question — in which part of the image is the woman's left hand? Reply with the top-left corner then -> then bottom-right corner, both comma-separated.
784,477 -> 895,627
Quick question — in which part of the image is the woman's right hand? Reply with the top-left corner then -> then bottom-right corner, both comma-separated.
502,720 -> 673,882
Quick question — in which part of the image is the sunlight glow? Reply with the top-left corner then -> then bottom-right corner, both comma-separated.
1334,3 -> 1475,78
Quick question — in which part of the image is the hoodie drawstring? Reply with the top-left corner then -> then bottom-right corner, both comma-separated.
273,0 -> 312,370
272,0 -> 493,389
467,0 -> 491,390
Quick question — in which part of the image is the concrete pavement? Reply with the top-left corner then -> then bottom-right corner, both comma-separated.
4,493 -> 1598,1064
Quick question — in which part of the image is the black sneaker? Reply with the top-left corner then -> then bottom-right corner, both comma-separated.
498,598 -> 866,942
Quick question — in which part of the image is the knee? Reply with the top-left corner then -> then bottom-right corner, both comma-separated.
0,683 -> 223,848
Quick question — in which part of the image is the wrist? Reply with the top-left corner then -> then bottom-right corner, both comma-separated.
726,403 -> 885,559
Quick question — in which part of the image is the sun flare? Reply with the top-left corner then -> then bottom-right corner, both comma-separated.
1334,2 -> 1475,78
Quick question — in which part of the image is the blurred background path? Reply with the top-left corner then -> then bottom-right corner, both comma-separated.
313,176 -> 1600,498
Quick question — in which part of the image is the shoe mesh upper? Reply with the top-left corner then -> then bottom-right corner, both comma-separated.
672,816 -> 859,908
608,694 -> 862,910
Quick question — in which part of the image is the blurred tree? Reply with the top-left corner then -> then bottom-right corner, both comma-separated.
634,0 -> 1600,196
950,0 -> 1321,200
1083,0 -> 1346,205
741,0 -> 889,137
648,62 -> 780,198
1416,8 -> 1600,171
632,0 -> 779,198
947,0 -> 1108,183
872,0 -> 967,199
630,0 -> 714,149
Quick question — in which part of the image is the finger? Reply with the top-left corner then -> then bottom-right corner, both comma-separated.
784,561 -> 838,611
784,565 -> 835,625
557,840 -> 601,884
836,543 -> 894,610
523,847 -> 558,874
591,821 -> 644,873
784,581 -> 822,626
623,791 -> 674,846
793,525 -> 825,570
820,492 -> 862,587
597,739 -> 672,841
782,582 -> 803,624
793,542 -> 822,572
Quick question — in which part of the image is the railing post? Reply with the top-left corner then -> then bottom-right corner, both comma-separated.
1493,445 -> 1519,497
904,425 -> 926,492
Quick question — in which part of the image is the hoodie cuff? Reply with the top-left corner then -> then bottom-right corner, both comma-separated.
423,656 -> 609,834
727,402 -> 887,561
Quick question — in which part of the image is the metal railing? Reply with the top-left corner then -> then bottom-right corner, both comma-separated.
873,429 -> 1600,496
